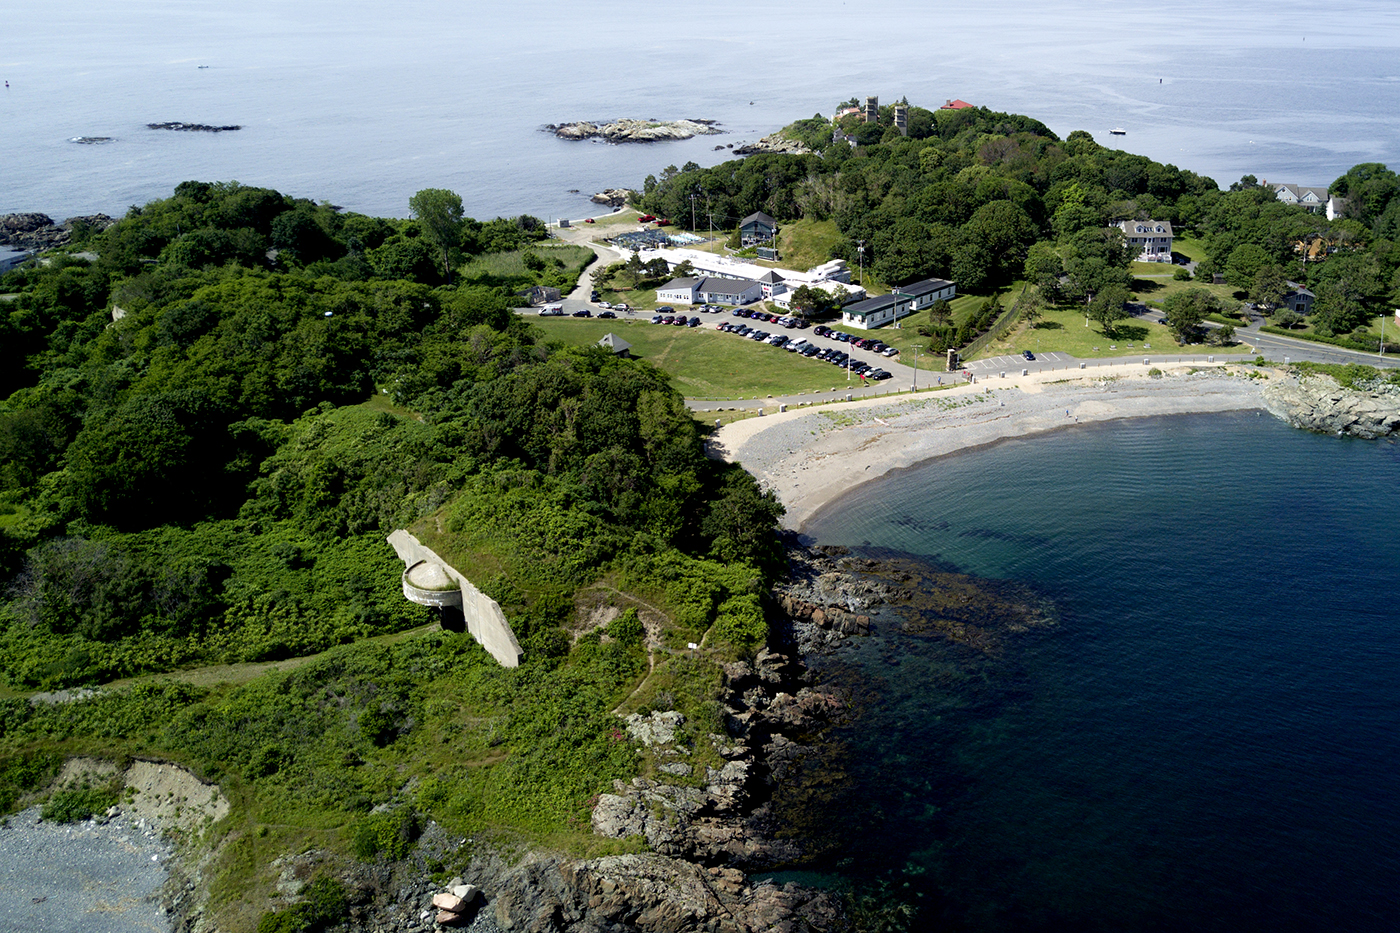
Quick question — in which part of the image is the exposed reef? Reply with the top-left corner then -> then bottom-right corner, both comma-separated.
146,122 -> 241,132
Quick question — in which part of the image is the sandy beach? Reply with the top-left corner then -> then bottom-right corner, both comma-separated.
713,362 -> 1276,530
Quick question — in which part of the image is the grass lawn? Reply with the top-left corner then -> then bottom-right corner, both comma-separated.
595,286 -> 659,309
1131,275 -> 1243,309
1172,235 -> 1209,263
582,208 -> 643,227
971,306 -> 1251,360
529,317 -> 871,398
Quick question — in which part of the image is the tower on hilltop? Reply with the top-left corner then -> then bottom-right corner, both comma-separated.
864,96 -> 879,123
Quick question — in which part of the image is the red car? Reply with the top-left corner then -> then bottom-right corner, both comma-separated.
584,218 -> 595,224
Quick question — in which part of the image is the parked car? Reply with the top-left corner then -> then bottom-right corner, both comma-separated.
539,305 -> 564,316
614,303 -> 629,312
651,314 -> 663,324
672,316 -> 687,326
584,218 -> 595,224
598,310 -> 616,319
687,316 -> 700,327
882,347 -> 899,357
598,300 -> 612,309
571,309 -> 592,317
656,306 -> 674,313
1023,350 -> 1036,361
869,369 -> 893,380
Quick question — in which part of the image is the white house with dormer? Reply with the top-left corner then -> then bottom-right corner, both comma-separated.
1272,183 -> 1345,221
1118,220 -> 1173,262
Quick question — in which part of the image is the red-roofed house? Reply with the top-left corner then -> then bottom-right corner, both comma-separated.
939,99 -> 975,110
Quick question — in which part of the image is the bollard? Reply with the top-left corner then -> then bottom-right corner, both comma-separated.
1144,358 -> 1149,366
1284,356 -> 1289,364
779,404 -> 786,412
1080,362 -> 1086,369
1000,371 -> 1006,378
757,408 -> 765,416
846,393 -> 852,401
1208,356 -> 1213,363
1022,368 -> 1028,376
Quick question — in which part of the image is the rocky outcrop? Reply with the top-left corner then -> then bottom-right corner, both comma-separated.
0,213 -> 116,251
733,134 -> 813,156
487,854 -> 844,933
146,122 -> 241,132
549,119 -> 723,143
1264,372 -> 1400,438
592,648 -> 848,871
590,188 -> 634,207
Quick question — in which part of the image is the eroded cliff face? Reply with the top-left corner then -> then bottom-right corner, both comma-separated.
1264,373 -> 1400,438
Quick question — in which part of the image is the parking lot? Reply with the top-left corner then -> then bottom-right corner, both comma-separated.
965,350 -> 1077,375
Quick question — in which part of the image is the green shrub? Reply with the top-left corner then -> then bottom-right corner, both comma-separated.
41,775 -> 122,823
254,874 -> 348,933
352,809 -> 418,861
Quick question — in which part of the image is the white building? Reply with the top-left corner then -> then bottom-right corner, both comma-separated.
1118,219 -> 1174,262
1272,183 -> 1345,221
841,293 -> 915,330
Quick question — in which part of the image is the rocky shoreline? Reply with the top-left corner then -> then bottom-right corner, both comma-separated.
1262,371 -> 1400,437
548,119 -> 723,143
0,212 -> 117,251
733,134 -> 813,156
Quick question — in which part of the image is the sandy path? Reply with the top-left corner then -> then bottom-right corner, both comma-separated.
712,363 -> 1275,530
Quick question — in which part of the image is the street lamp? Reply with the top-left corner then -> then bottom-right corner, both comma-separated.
912,344 -> 921,391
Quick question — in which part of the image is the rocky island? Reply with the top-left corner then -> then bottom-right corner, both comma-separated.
548,119 -> 722,143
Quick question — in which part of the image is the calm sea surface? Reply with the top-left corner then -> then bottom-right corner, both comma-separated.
800,411 -> 1400,931
4,1 -> 1400,222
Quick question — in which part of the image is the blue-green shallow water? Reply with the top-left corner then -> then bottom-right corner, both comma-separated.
798,411 -> 1400,932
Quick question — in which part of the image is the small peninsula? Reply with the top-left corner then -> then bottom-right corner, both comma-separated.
548,118 -> 722,142
146,121 -> 241,133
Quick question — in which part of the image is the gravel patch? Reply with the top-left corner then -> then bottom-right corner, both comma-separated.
0,807 -> 174,933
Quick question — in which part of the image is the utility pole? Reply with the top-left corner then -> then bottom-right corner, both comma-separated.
690,193 -> 697,233
912,344 -> 921,391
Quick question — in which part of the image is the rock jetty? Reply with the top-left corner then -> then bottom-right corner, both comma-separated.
0,213 -> 116,251
146,121 -> 241,132
1263,371 -> 1400,438
548,119 -> 722,143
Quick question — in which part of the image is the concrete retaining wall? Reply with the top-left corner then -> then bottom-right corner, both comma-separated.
387,530 -> 523,667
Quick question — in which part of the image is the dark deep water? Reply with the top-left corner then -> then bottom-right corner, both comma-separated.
796,411 -> 1400,932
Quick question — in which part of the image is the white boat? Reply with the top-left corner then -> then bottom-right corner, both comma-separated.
1110,127 -> 1126,135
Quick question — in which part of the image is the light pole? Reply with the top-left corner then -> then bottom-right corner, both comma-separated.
912,344 -> 921,391
690,193 -> 697,232
1384,311 -> 1392,359
857,240 -> 865,286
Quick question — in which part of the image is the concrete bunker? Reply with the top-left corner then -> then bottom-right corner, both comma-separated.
387,530 -> 523,667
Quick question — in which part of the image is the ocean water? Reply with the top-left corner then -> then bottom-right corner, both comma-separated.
800,411 -> 1400,931
4,1 -> 1400,223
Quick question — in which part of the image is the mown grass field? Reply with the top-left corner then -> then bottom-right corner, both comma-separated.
974,307 -> 1251,359
529,317 -> 873,397
1131,273 -> 1243,309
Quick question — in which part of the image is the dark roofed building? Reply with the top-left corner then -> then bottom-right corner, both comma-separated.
841,292 -> 914,330
892,277 -> 957,309
598,333 -> 632,357
740,211 -> 777,246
